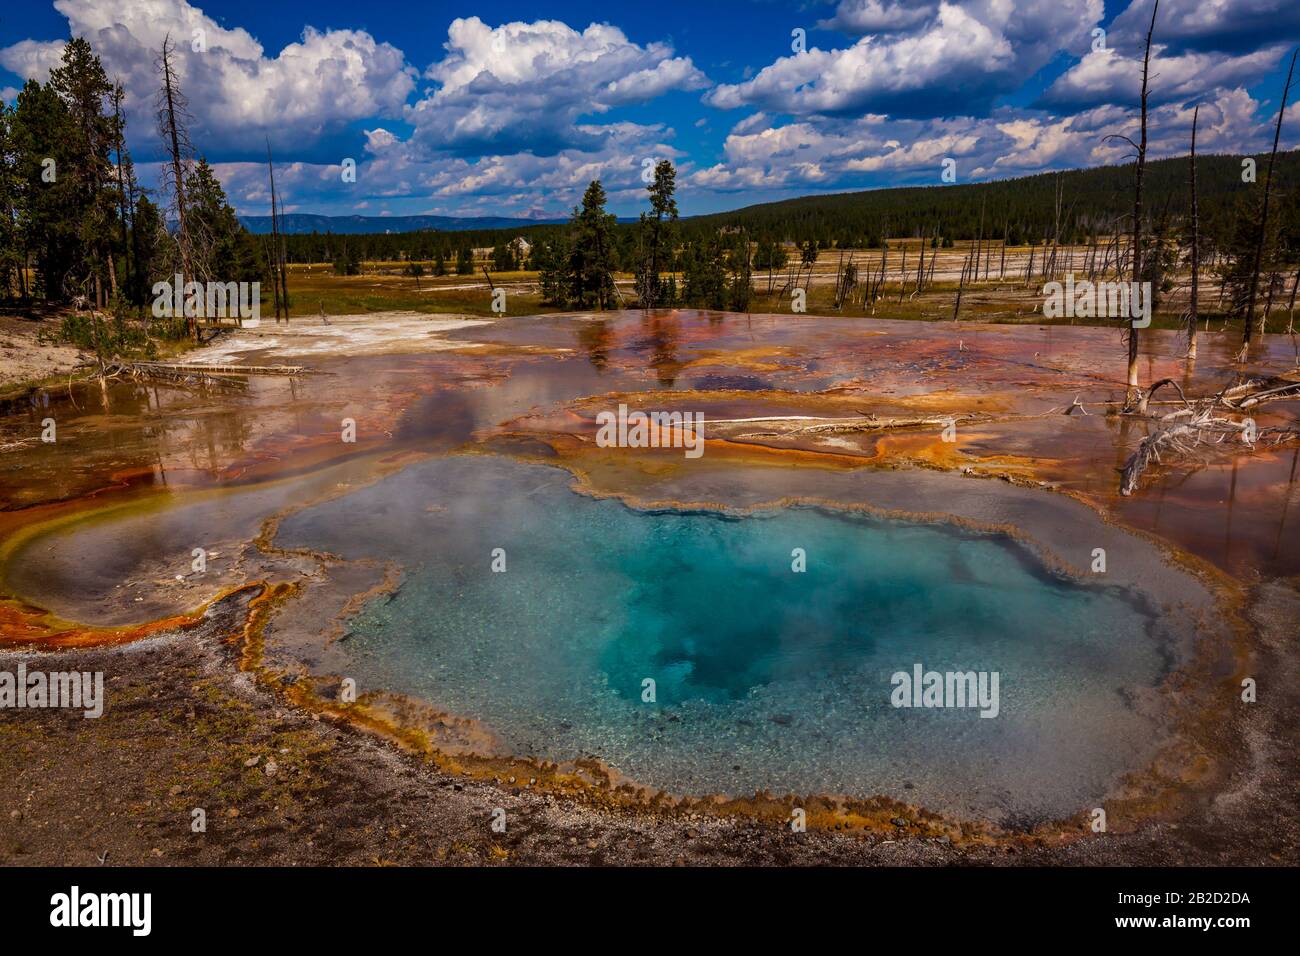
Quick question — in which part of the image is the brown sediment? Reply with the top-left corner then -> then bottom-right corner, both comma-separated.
0,584 -> 257,650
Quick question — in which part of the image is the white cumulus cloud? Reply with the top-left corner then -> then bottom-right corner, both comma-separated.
405,17 -> 708,155
0,0 -> 416,152
708,0 -> 1103,119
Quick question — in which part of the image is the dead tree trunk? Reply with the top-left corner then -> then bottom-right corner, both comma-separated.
1125,1 -> 1158,396
1243,46 -> 1297,352
1287,269 -> 1299,334
916,233 -> 927,294
266,142 -> 292,323
266,144 -> 283,322
897,245 -> 907,303
156,35 -> 194,338
953,249 -> 970,323
108,84 -> 130,304
876,238 -> 887,305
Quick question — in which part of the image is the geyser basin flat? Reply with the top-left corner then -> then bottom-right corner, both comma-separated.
277,455 -> 1182,826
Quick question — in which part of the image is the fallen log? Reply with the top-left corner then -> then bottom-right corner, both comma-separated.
793,413 -> 976,436
1120,407 -> 1300,495
130,362 -> 306,376
112,365 -> 245,389
706,412 -> 980,439
1229,377 -> 1300,409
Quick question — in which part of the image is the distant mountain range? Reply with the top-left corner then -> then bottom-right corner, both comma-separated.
237,213 -> 567,235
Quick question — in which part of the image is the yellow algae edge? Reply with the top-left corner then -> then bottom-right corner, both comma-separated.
0,437 -> 1258,847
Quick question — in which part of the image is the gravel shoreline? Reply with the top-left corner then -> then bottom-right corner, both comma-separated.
1,579 -> 1294,867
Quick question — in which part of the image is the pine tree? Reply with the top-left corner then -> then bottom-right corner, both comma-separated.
681,234 -> 727,309
570,180 -> 617,309
635,160 -> 677,308
130,193 -> 166,303
332,243 -> 361,276
185,157 -> 261,283
728,232 -> 752,311
10,78 -> 80,300
48,37 -> 118,307
0,101 -> 23,299
1223,190 -> 1284,325
536,236 -> 571,305
491,240 -> 515,271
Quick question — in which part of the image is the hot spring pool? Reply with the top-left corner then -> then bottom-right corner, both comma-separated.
277,454 -> 1179,825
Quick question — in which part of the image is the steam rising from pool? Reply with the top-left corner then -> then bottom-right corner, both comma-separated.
278,455 -> 1176,825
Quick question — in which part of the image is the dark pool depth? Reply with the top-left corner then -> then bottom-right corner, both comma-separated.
276,454 -> 1179,825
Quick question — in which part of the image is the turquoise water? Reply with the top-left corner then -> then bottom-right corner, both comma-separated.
278,455 -> 1176,825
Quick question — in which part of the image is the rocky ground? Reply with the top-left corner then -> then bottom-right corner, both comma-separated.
2,310 -> 1296,867
0,312 -> 86,394
1,579 -> 1294,868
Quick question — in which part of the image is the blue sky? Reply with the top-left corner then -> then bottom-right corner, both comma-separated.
3,0 -> 1299,219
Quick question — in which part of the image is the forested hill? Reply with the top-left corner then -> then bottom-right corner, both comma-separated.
688,149 -> 1300,246
276,149 -> 1300,263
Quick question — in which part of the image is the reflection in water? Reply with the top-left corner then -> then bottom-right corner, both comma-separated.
2,311 -> 1298,581
637,312 -> 681,386
576,319 -> 613,372
1274,447 -> 1299,561
1225,458 -> 1239,569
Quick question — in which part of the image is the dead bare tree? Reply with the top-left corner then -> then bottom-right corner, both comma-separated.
1242,47 -> 1297,354
1047,175 -> 1062,276
953,248 -> 971,322
1120,377 -> 1300,495
108,82 -> 136,305
1116,360 -> 1300,488
156,34 -> 195,338
897,243 -> 907,303
265,140 -> 290,322
915,231 -> 927,295
1129,0 -> 1158,393
1103,1 -> 1158,402
875,233 -> 888,305
1287,268 -> 1300,334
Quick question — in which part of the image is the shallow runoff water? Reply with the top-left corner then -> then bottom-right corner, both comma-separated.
277,454 -> 1175,826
